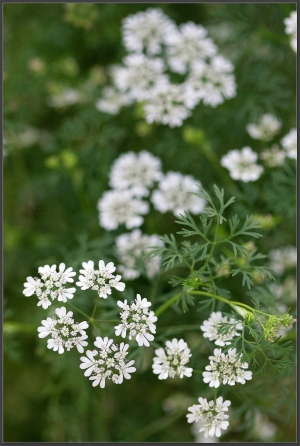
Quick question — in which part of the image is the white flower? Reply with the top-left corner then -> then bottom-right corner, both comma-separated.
284,11 -> 297,52
165,22 -> 217,75
47,88 -> 83,108
115,229 -> 164,280
187,396 -> 231,438
121,7 -> 177,56
95,86 -> 133,115
220,146 -> 264,182
246,114 -> 282,141
281,128 -> 297,159
23,263 -> 76,309
202,348 -> 252,388
152,338 -> 193,380
143,83 -> 192,128
97,189 -> 149,230
38,306 -> 89,354
111,54 -> 169,102
76,260 -> 125,298
151,171 -> 206,215
184,55 -> 236,108
109,150 -> 163,197
260,144 -> 286,167
269,246 -> 297,275
200,311 -> 243,346
115,294 -> 157,347
80,337 -> 136,388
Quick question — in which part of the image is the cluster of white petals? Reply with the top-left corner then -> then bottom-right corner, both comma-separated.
76,260 -> 125,298
152,338 -> 193,380
115,229 -> 164,280
284,10 -> 297,52
187,396 -> 231,438
80,336 -> 136,388
38,306 -> 88,354
151,171 -> 206,215
115,294 -> 157,346
268,246 -> 297,275
23,263 -> 76,309
220,146 -> 264,182
203,348 -> 252,388
200,311 -> 243,346
95,8 -> 236,127
246,114 -> 282,142
281,128 -> 297,159
260,145 -> 286,167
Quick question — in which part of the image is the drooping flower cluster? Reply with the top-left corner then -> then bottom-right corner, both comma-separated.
200,312 -> 243,346
38,306 -> 89,354
284,10 -> 297,52
115,229 -> 164,280
95,8 -> 237,127
76,260 -> 125,298
203,348 -> 252,388
220,146 -> 264,182
152,338 -> 193,380
115,294 -> 157,346
23,263 -> 76,309
246,114 -> 282,142
187,396 -> 231,438
80,336 -> 136,388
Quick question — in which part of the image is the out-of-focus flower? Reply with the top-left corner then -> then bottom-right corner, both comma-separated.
281,128 -> 297,159
95,86 -> 133,115
200,311 -> 242,346
246,114 -> 282,141
152,338 -> 193,379
47,88 -> 84,108
220,147 -> 264,182
260,144 -> 286,167
268,246 -> 297,275
284,10 -> 297,52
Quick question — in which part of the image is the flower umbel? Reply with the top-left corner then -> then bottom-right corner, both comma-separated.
152,338 -> 193,379
80,337 -> 136,388
200,311 -> 243,346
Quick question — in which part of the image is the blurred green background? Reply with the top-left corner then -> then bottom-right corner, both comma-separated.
4,3 -> 296,442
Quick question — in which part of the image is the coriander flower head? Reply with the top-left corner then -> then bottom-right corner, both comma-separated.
115,294 -> 157,347
76,260 -> 125,298
200,311 -> 243,346
152,338 -> 193,380
80,337 -> 136,388
187,396 -> 231,438
284,11 -> 297,52
260,144 -> 286,167
220,146 -> 264,182
203,347 -> 252,388
246,114 -> 282,142
23,262 -> 76,309
95,86 -> 133,115
281,128 -> 297,160
38,306 -> 89,354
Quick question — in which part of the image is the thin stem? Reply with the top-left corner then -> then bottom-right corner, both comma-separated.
155,293 -> 180,317
91,295 -> 100,319
66,301 -> 90,320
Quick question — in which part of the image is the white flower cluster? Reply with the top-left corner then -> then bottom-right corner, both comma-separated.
115,294 -> 157,347
187,396 -> 231,438
115,229 -> 164,280
268,246 -> 297,275
246,114 -> 282,142
23,262 -> 76,309
95,8 -> 237,127
260,144 -> 286,168
200,311 -> 243,346
80,336 -> 136,388
203,347 -> 252,388
284,10 -> 297,52
38,306 -> 89,354
152,338 -> 193,380
220,146 -> 264,182
281,128 -> 297,160
97,150 -> 206,232
76,260 -> 125,298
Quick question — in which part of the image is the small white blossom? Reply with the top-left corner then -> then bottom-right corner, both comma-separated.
260,144 -> 286,167
97,189 -> 149,231
76,260 -> 125,298
109,150 -> 163,197
203,348 -> 252,388
165,22 -> 217,75
220,146 -> 264,182
121,7 -> 177,56
38,306 -> 89,354
115,229 -> 164,280
152,338 -> 193,380
281,128 -> 297,159
200,311 -> 243,346
47,88 -> 83,108
151,171 -> 206,215
115,294 -> 157,347
187,396 -> 231,438
95,86 -> 133,115
23,263 -> 76,309
269,246 -> 297,275
80,337 -> 136,388
284,11 -> 297,52
246,114 -> 282,141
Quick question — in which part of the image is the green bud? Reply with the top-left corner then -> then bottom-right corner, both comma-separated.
263,315 -> 281,342
231,304 -> 255,323
280,313 -> 296,328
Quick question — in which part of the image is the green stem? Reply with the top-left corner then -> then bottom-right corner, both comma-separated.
66,301 -> 90,320
155,293 -> 180,317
